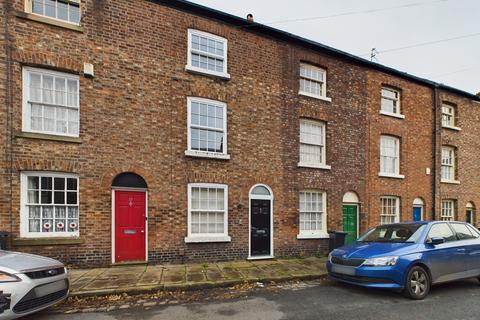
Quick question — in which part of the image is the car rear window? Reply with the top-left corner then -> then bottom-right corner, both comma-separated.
427,223 -> 456,242
451,223 -> 476,240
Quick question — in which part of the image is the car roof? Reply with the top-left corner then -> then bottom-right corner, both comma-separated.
381,221 -> 468,227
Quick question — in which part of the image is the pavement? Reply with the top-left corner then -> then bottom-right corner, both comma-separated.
68,257 -> 328,297
31,278 -> 480,320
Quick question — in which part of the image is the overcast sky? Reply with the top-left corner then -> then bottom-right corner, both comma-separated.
190,0 -> 479,94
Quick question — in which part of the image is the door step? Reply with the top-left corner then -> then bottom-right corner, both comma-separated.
111,261 -> 148,267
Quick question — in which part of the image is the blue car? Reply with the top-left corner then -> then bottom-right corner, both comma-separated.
327,221 -> 480,299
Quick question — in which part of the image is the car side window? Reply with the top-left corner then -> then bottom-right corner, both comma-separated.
451,223 -> 476,240
467,225 -> 480,238
427,223 -> 456,242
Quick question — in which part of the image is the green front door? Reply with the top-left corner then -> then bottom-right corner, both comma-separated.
342,205 -> 358,245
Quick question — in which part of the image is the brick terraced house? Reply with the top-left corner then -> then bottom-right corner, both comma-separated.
0,0 -> 479,266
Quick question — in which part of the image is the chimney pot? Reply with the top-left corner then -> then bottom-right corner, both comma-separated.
246,14 -> 254,23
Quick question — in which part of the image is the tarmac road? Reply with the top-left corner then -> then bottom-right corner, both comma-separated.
28,278 -> 480,320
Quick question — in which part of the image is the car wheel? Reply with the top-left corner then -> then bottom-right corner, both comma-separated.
403,266 -> 430,300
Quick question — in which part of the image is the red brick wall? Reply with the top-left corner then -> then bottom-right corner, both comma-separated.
3,0 -> 367,266
365,71 -> 434,227
437,91 -> 480,225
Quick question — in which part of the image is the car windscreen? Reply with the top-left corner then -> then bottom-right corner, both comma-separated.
358,224 -> 426,243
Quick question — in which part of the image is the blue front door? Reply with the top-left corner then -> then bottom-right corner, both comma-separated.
413,206 -> 422,221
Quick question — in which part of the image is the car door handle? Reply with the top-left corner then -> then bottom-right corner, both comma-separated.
456,248 -> 466,252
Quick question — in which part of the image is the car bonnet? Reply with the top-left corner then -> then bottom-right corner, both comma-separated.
0,250 -> 64,273
334,242 -> 420,259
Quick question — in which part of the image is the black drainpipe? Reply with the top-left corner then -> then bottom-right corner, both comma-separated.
432,85 -> 439,220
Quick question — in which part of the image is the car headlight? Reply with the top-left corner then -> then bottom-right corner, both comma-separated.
0,271 -> 21,283
328,252 -> 332,262
363,256 -> 399,266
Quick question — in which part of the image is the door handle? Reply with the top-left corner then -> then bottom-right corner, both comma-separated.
141,230 -> 145,234
456,248 -> 466,252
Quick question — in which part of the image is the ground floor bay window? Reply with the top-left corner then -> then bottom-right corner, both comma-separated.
20,172 -> 79,238
185,183 -> 231,243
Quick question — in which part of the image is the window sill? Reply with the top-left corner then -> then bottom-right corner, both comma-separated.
14,11 -> 84,32
298,91 -> 332,102
442,125 -> 461,132
12,237 -> 84,246
185,150 -> 230,160
185,65 -> 231,80
378,172 -> 405,179
15,131 -> 82,144
184,235 -> 231,243
441,179 -> 460,185
297,233 -> 330,240
379,110 -> 405,119
298,162 -> 331,170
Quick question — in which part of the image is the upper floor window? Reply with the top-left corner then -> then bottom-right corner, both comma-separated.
29,0 -> 81,25
380,196 -> 400,225
380,87 -> 403,118
23,67 -> 80,137
442,104 -> 459,130
441,146 -> 457,183
186,29 -> 229,79
20,172 -> 79,238
298,119 -> 330,169
298,190 -> 328,238
299,64 -> 330,101
379,135 -> 403,178
186,97 -> 229,160
441,200 -> 455,221
185,183 -> 230,243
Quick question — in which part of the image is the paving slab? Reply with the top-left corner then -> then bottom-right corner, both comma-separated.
162,266 -> 186,285
137,266 -> 163,286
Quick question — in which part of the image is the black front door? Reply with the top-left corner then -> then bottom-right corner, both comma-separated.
251,199 -> 271,256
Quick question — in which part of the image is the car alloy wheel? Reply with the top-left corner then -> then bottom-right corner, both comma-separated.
403,266 -> 430,299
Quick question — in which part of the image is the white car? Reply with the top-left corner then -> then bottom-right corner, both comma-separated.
0,250 -> 69,319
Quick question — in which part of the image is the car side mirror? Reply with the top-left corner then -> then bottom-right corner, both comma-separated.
427,237 -> 445,245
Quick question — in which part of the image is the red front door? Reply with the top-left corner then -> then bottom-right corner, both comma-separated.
115,191 -> 146,262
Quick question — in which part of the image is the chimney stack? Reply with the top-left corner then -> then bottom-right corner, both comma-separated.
246,14 -> 254,23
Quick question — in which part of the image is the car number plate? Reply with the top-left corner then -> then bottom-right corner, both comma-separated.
35,280 -> 67,297
332,264 -> 355,276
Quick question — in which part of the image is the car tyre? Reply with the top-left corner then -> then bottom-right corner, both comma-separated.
403,266 -> 430,300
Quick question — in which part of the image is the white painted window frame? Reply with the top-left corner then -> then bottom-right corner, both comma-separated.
185,29 -> 230,79
380,196 -> 400,225
185,183 -> 231,243
298,63 -> 331,102
185,97 -> 230,160
441,200 -> 455,221
379,135 -> 404,179
441,104 -> 461,131
380,87 -> 404,119
22,67 -> 80,137
25,0 -> 81,25
297,190 -> 329,239
441,146 -> 459,184
20,171 -> 79,238
298,119 -> 331,170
